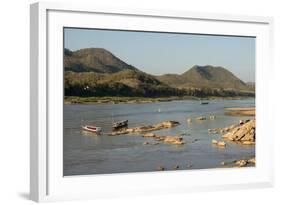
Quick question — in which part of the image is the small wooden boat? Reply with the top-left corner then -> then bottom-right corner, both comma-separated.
200,100 -> 209,105
82,125 -> 102,133
200,102 -> 209,105
113,120 -> 128,129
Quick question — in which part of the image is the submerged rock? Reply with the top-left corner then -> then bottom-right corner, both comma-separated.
220,158 -> 255,168
173,165 -> 180,170
212,139 -> 226,147
187,164 -> 193,168
163,136 -> 185,145
235,160 -> 247,167
156,166 -> 165,171
142,133 -> 186,145
143,133 -> 156,138
217,141 -> 226,147
208,124 -> 238,134
196,116 -> 207,120
212,139 -> 218,144
160,120 -> 180,128
187,138 -> 199,144
179,130 -> 190,136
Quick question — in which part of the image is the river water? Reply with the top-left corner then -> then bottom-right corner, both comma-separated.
63,99 -> 255,176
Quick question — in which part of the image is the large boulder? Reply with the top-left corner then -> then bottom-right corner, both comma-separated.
222,119 -> 255,142
163,136 -> 185,145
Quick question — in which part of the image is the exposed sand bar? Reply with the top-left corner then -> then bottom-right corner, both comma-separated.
225,107 -> 255,116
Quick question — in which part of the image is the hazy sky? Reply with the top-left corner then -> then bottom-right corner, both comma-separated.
64,28 -> 255,82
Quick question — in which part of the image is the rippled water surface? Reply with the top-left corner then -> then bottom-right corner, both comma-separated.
64,99 -> 255,176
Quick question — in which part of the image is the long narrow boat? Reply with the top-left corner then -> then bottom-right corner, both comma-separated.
200,101 -> 209,105
82,125 -> 102,133
113,120 -> 128,129
200,99 -> 209,105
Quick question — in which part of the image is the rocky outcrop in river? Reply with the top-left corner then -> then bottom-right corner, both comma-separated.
221,157 -> 255,168
222,119 -> 255,145
208,119 -> 255,145
143,133 -> 185,145
108,120 -> 180,136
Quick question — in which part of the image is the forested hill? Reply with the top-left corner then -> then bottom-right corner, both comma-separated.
64,48 -> 137,73
156,65 -> 251,91
64,48 -> 255,98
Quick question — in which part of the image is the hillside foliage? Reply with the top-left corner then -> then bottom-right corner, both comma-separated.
64,48 -> 255,98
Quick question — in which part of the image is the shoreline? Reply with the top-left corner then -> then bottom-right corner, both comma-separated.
225,107 -> 255,116
64,96 -> 255,105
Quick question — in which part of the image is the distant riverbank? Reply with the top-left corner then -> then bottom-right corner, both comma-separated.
64,96 -> 255,105
225,107 -> 255,116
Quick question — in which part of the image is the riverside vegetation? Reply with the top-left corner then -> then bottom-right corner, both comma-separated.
64,48 -> 255,103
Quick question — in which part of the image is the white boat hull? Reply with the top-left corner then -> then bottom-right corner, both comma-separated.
82,126 -> 102,133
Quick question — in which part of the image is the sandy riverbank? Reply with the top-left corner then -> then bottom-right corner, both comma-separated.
225,107 -> 255,116
64,96 -> 254,105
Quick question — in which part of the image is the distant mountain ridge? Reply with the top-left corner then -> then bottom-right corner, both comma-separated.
156,65 -> 250,91
64,48 -> 137,73
64,47 -> 254,97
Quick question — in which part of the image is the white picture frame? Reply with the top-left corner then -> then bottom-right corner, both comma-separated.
30,2 -> 274,202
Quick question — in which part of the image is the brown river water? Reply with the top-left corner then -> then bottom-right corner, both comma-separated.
63,99 -> 255,176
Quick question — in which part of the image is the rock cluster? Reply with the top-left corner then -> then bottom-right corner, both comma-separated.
222,119 -> 255,144
221,158 -> 256,168
156,163 -> 193,171
143,133 -> 185,145
187,115 -> 216,123
208,124 -> 238,134
109,120 -> 180,136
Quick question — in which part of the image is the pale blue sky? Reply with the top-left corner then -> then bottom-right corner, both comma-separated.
64,28 -> 255,82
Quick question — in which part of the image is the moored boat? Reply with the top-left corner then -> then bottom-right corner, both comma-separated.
82,125 -> 102,133
113,120 -> 128,129
200,102 -> 209,105
200,99 -> 209,105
